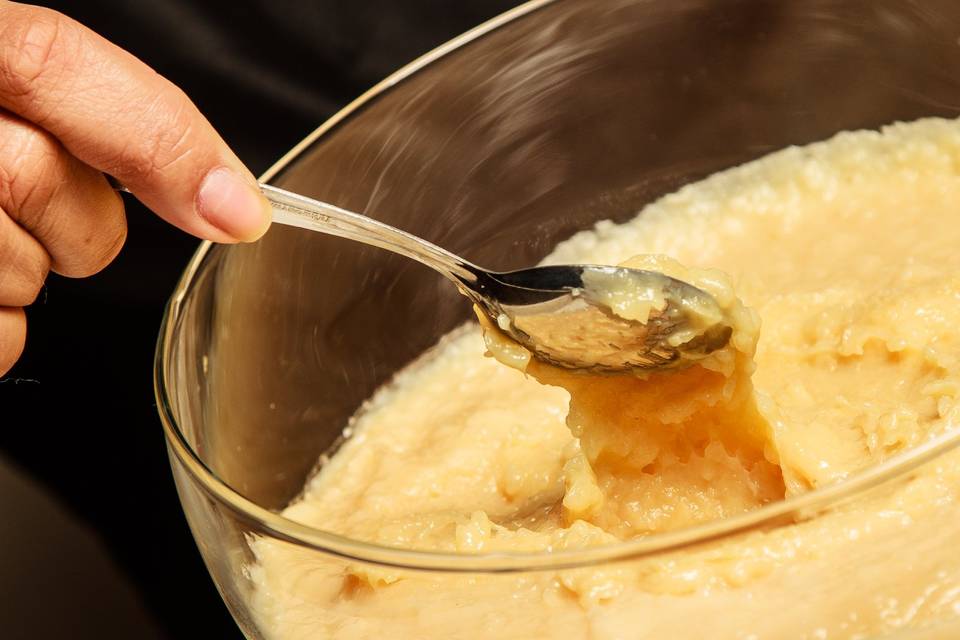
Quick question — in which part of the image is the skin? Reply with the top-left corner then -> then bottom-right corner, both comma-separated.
0,1 -> 273,375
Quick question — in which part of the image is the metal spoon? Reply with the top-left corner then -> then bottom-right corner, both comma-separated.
262,185 -> 732,372
113,178 -> 729,371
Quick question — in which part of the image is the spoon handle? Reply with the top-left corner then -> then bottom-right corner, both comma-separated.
260,185 -> 477,285
109,176 -> 478,286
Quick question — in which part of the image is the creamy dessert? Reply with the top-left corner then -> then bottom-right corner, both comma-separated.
479,255 -> 783,539
250,118 -> 960,639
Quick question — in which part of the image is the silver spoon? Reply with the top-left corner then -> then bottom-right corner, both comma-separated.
261,185 -> 732,372
114,179 -> 731,372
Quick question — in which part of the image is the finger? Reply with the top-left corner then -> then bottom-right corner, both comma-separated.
0,109 -> 125,277
0,206 -> 49,306
0,3 -> 271,243
0,306 -> 26,376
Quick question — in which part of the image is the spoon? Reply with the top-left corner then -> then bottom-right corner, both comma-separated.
261,185 -> 732,372
114,179 -> 731,372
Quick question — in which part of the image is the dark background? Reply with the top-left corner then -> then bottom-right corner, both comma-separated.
0,1 -> 517,638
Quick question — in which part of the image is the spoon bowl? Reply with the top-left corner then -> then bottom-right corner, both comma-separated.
470,265 -> 732,372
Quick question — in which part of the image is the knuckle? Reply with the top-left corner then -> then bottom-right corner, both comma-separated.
0,7 -> 73,100
0,122 -> 63,226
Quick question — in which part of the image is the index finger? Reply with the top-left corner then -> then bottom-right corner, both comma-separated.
0,2 -> 271,242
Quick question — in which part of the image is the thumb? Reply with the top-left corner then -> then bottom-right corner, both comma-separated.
0,3 -> 272,242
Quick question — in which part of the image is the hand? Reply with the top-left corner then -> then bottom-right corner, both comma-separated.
0,1 -> 273,375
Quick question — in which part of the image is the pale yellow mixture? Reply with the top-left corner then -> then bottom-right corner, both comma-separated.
250,119 -> 960,639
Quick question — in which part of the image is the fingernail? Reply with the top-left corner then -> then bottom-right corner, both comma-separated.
197,167 -> 272,242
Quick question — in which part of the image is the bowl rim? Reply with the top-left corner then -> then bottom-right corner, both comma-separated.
154,0 -> 960,573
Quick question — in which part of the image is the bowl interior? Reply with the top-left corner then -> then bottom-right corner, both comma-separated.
163,0 -> 960,514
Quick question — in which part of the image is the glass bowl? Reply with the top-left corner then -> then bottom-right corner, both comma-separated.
156,0 -> 960,637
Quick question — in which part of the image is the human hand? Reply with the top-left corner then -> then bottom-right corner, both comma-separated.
0,1 -> 273,375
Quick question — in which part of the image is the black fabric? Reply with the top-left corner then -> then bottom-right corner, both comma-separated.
1,1 -> 517,638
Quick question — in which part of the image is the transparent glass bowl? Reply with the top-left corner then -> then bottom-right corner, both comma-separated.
156,1 -> 960,637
